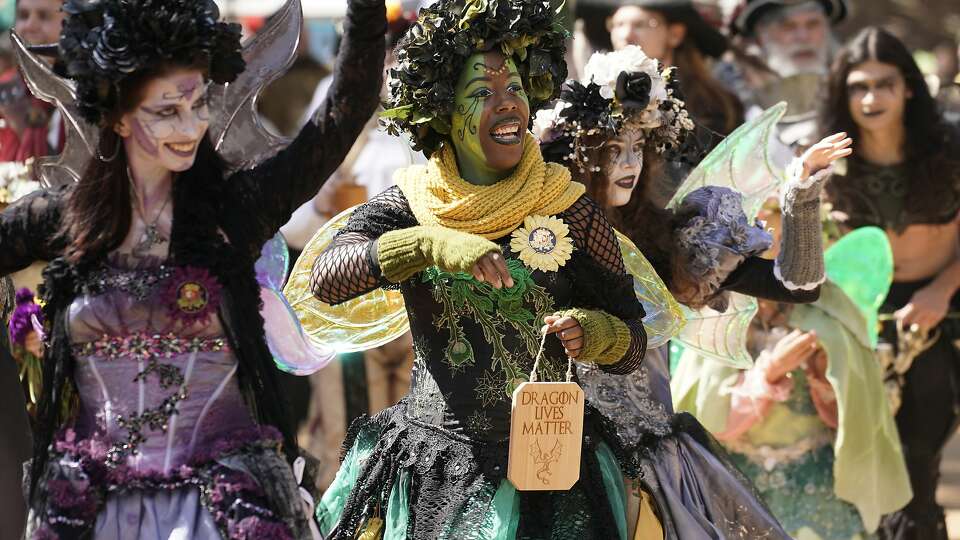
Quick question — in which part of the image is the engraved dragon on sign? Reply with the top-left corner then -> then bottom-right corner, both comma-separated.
530,439 -> 563,484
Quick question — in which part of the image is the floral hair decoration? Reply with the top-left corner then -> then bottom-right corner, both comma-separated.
56,0 -> 245,125
537,46 -> 697,173
381,0 -> 569,156
10,288 -> 43,347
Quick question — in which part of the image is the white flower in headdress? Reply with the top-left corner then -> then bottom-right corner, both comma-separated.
584,46 -> 668,107
532,101 -> 571,143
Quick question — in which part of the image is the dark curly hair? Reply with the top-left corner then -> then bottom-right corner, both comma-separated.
56,0 -> 245,125
381,0 -> 568,156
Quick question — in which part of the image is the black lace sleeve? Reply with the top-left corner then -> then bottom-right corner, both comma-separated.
225,0 -> 386,249
0,187 -> 65,276
310,186 -> 417,305
721,256 -> 820,304
561,196 -> 647,374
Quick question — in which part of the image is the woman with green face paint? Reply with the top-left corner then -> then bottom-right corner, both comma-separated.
302,0 -> 652,538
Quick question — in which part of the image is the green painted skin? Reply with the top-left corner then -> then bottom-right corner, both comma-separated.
451,52 -> 528,186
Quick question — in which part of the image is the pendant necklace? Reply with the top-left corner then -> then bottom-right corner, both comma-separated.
129,169 -> 172,258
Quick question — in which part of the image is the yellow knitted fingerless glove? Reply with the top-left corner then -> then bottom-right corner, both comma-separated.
556,308 -> 633,365
377,226 -> 502,283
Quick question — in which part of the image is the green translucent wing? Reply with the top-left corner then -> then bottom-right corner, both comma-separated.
824,227 -> 893,347
667,102 -> 789,219
669,103 -> 790,367
617,232 -> 686,349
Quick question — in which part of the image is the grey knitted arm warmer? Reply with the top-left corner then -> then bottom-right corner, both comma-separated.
775,159 -> 830,291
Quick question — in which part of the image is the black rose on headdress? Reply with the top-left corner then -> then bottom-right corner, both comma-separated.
615,71 -> 652,111
56,0 -> 245,125
558,81 -> 615,134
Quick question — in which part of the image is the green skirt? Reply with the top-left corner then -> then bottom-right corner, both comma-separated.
316,402 -> 629,540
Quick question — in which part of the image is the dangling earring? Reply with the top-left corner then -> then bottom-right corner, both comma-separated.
97,136 -> 121,162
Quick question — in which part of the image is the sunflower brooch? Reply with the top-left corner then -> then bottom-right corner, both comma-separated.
510,215 -> 575,273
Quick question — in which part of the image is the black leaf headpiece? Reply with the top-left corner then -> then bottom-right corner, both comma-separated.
57,0 -> 245,125
381,0 -> 568,157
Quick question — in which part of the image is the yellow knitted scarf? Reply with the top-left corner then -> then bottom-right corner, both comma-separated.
395,134 -> 585,240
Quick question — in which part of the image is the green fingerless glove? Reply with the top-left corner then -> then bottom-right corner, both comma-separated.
377,226 -> 501,283
556,308 -> 632,365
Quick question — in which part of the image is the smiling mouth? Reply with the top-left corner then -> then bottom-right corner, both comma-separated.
165,141 -> 199,157
489,119 -> 523,145
862,110 -> 886,118
614,176 -> 636,189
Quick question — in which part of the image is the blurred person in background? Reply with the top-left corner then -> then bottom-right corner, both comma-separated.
0,0 -> 65,161
822,27 -> 960,540
606,0 -> 743,141
723,0 -> 847,148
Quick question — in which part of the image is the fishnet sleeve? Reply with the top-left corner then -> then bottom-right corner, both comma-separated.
0,187 -> 65,276
309,186 -> 416,305
561,196 -> 647,374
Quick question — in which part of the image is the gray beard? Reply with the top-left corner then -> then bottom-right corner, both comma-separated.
763,42 -> 829,78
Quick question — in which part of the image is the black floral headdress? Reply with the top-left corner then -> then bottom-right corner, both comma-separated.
381,0 -> 568,156
56,0 -> 245,125
537,46 -> 697,172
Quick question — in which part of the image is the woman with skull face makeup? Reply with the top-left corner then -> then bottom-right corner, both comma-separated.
300,0 -> 656,538
0,0 -> 388,538
538,46 -> 850,538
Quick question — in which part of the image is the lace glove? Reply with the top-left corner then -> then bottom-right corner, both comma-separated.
554,308 -> 632,365
376,226 -> 501,283
776,159 -> 830,291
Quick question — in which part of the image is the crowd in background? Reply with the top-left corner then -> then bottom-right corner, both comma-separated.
1,0 -> 960,539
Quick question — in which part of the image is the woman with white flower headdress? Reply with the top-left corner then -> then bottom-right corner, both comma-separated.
538,45 -> 852,539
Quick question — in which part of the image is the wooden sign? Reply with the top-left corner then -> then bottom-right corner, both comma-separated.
507,381 -> 585,491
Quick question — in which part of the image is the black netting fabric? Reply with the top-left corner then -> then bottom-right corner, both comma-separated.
326,402 -> 624,540
310,187 -> 416,304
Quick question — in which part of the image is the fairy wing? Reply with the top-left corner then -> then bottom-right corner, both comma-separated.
11,32 -> 100,188
824,226 -> 893,347
616,232 -> 685,349
209,0 -> 300,174
283,206 -> 410,353
666,102 -> 789,219
667,103 -> 791,368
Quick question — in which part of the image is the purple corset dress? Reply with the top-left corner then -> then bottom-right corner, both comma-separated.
32,256 -> 313,540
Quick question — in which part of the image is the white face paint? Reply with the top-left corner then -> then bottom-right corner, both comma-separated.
756,5 -> 831,77
117,69 -> 211,174
601,125 -> 645,208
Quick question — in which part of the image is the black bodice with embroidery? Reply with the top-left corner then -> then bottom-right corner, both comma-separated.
825,155 -> 960,233
311,186 -> 647,442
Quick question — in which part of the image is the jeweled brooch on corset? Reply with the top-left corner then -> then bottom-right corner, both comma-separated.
164,266 -> 222,326
510,215 -> 574,273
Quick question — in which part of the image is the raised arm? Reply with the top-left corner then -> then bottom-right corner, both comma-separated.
552,196 -> 647,375
228,0 -> 387,246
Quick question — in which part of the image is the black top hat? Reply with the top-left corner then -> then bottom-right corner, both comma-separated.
736,0 -> 848,37
577,0 -> 729,58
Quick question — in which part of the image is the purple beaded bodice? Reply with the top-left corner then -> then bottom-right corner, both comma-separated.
68,255 -> 257,473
